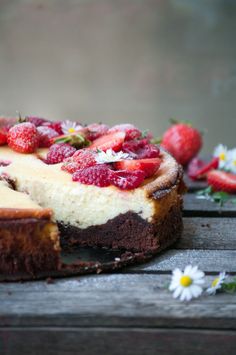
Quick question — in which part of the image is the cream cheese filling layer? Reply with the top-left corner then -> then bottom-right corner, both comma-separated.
0,147 -> 155,229
0,180 -> 43,210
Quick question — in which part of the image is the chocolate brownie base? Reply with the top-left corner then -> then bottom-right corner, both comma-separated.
0,218 -> 60,274
59,201 -> 183,255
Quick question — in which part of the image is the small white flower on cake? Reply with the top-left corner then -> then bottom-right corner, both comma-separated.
206,272 -> 227,295
226,148 -> 236,174
169,265 -> 205,302
61,120 -> 83,135
213,144 -> 228,170
95,149 -> 131,164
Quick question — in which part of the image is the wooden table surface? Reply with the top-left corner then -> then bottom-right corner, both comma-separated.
1,179 -> 236,355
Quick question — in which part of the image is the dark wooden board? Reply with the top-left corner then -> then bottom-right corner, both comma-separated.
132,249 -> 236,272
1,327 -> 236,355
177,217 -> 236,250
0,275 -> 236,329
184,194 -> 236,216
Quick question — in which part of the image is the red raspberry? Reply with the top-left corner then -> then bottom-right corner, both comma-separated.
62,149 -> 97,174
37,126 -> 59,148
26,116 -> 49,127
7,122 -> 39,153
136,144 -> 160,159
122,139 -> 148,154
72,164 -> 112,187
108,124 -> 141,141
110,170 -> 145,190
86,123 -> 109,141
122,140 -> 159,159
43,121 -> 63,135
46,143 -> 76,164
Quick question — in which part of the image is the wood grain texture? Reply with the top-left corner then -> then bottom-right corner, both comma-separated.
177,217 -> 236,250
184,175 -> 207,192
0,275 -> 236,329
1,328 -> 236,355
132,250 -> 236,272
184,194 -> 236,216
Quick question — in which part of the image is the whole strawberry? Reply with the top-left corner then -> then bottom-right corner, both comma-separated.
7,122 -> 39,153
161,122 -> 202,166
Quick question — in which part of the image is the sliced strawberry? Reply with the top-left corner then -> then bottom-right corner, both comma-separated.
0,127 -> 8,145
37,126 -> 59,148
207,170 -> 236,193
86,123 -> 109,141
108,124 -> 141,140
114,157 -> 161,178
188,157 -> 219,181
89,131 -> 125,152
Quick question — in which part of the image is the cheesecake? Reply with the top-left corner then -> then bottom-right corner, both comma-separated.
0,178 -> 60,274
0,118 -> 185,277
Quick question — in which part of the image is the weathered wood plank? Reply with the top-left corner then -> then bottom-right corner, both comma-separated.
184,175 -> 207,192
132,250 -> 236,272
1,328 -> 236,355
0,275 -> 236,329
176,217 -> 236,250
184,193 -> 236,216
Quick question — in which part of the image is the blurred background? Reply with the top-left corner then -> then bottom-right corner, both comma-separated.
0,0 -> 235,153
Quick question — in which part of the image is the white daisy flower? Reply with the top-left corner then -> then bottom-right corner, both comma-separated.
61,120 -> 83,135
95,149 -> 131,164
213,144 -> 229,170
206,272 -> 227,295
226,148 -> 236,174
169,265 -> 205,302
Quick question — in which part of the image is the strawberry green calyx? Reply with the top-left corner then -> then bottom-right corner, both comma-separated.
54,133 -> 91,149
169,118 -> 192,127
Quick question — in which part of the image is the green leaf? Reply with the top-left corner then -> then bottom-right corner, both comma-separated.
196,187 -> 236,207
141,130 -> 149,139
222,281 -> 236,294
169,118 -> 192,126
196,186 -> 212,196
151,137 -> 162,144
211,191 -> 230,207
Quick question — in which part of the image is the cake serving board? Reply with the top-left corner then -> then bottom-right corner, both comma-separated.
0,245 -> 153,282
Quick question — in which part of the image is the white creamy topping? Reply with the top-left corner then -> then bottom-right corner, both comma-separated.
0,147 -> 155,229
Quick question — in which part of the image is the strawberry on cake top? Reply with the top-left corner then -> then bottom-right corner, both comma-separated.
0,116 -> 185,276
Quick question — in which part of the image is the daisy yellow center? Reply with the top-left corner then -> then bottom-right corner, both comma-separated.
211,277 -> 219,288
219,152 -> 226,161
233,160 -> 236,166
68,127 -> 76,133
180,275 -> 192,287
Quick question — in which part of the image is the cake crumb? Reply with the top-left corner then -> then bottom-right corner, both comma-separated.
46,277 -> 54,284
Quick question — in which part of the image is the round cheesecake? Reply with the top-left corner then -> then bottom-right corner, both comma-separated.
0,119 -> 185,276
